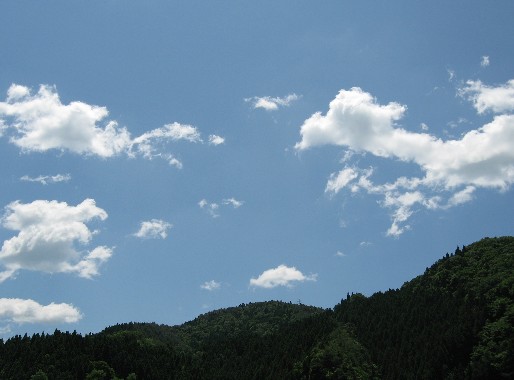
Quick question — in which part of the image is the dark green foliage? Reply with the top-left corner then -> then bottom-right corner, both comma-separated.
334,236 -> 514,379
0,237 -> 512,379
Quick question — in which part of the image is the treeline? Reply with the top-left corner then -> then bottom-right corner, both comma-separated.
0,237 -> 512,379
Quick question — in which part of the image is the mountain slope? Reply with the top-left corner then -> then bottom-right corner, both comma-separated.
334,236 -> 514,379
0,236 -> 512,379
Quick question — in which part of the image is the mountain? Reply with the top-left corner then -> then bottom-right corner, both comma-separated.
334,236 -> 514,379
0,236 -> 512,379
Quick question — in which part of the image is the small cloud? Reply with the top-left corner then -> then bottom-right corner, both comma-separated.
198,199 -> 220,218
200,280 -> 221,291
20,173 -> 71,185
200,197 -> 244,217
447,69 -> 456,82
359,241 -> 372,247
326,167 -> 359,195
245,94 -> 301,111
222,198 -> 244,208
335,251 -> 347,257
133,219 -> 173,239
208,134 -> 225,145
0,298 -> 82,324
420,123 -> 429,131
481,56 -> 490,67
250,264 -> 317,289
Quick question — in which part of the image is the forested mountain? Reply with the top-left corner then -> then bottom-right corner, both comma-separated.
0,236 -> 512,379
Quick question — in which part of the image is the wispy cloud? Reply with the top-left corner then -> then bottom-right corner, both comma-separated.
481,56 -> 490,67
20,174 -> 71,185
199,197 -> 244,217
0,199 -> 112,281
250,265 -> 317,288
198,199 -> 220,218
245,93 -> 300,111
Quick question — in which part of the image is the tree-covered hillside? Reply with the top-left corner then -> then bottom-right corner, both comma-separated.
0,236 -> 512,379
335,236 -> 514,379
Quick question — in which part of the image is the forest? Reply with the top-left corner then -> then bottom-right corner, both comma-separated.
0,236 -> 513,379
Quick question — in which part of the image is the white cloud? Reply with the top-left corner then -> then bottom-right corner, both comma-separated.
297,83 -> 514,236
166,155 -> 183,169
134,219 -> 172,239
335,251 -> 346,257
447,185 -> 475,207
20,173 -> 71,185
208,134 -> 225,145
200,197 -> 244,217
0,84 -> 214,167
130,122 -> 202,159
200,280 -> 221,291
0,298 -> 82,324
250,264 -> 317,288
481,56 -> 490,67
420,123 -> 429,131
460,79 -> 514,114
222,198 -> 244,208
326,167 -> 359,195
0,84 -> 131,157
0,199 -> 112,281
198,199 -> 220,218
245,93 -> 300,111
447,69 -> 456,82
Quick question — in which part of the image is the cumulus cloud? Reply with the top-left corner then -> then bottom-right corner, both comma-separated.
459,79 -> 514,114
200,280 -> 221,291
0,199 -> 112,281
0,84 -> 131,156
297,83 -> 514,236
0,84 -> 223,167
0,298 -> 82,324
250,265 -> 317,288
20,173 -> 71,185
133,219 -> 172,239
245,93 -> 300,111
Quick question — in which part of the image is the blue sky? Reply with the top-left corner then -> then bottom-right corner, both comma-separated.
1,1 -> 513,337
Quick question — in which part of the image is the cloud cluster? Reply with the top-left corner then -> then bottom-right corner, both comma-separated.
297,81 -> 514,236
133,219 -> 173,239
0,199 -> 112,281
0,298 -> 82,324
250,265 -> 317,288
199,197 -> 244,218
20,173 -> 71,185
245,94 -> 300,111
0,84 -> 224,167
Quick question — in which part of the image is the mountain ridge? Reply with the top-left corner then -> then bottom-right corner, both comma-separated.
0,236 -> 512,379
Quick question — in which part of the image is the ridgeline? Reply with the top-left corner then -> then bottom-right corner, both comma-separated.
1,236 -> 513,379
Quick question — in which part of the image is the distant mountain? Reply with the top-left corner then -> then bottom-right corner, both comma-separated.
0,236 -> 512,379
